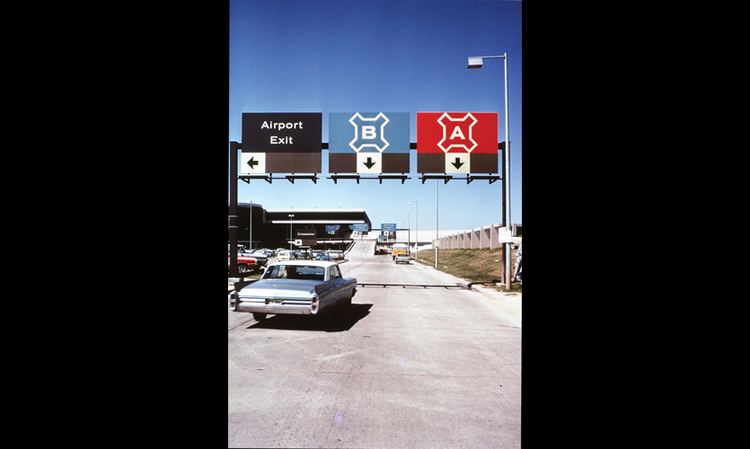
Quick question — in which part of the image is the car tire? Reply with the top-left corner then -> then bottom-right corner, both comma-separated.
237,264 -> 248,274
253,312 -> 267,321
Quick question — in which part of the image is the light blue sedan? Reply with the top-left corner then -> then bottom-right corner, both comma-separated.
231,261 -> 357,321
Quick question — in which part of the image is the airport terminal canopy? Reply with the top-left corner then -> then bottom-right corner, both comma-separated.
265,209 -> 371,227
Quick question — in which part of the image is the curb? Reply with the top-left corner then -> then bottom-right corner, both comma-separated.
410,258 -> 522,301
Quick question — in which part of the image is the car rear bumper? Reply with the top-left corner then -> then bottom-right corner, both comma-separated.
232,299 -> 313,315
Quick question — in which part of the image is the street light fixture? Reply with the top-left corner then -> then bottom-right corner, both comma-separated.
466,56 -> 485,69
467,52 -> 512,290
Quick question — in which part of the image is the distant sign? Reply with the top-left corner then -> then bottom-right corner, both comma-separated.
295,228 -> 317,239
325,225 -> 340,234
328,112 -> 410,174
381,223 -> 397,241
242,113 -> 322,173
381,223 -> 397,232
417,112 -> 498,174
351,223 -> 370,232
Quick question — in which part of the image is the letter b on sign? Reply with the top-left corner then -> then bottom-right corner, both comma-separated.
362,126 -> 377,139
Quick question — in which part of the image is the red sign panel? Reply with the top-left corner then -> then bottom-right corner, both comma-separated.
417,112 -> 498,154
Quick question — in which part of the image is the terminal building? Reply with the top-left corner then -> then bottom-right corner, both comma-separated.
230,203 -> 517,252
232,203 -> 373,250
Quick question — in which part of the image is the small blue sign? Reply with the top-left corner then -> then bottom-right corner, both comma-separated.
381,223 -> 397,232
325,225 -> 340,234
351,223 -> 370,232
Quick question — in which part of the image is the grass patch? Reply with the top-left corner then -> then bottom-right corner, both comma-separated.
415,248 -> 521,290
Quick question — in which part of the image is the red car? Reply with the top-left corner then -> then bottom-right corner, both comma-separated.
228,255 -> 258,274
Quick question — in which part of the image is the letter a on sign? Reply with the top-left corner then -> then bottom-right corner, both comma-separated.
438,113 -> 478,153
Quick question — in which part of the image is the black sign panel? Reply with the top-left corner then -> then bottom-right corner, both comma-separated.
242,113 -> 322,153
295,228 -> 317,239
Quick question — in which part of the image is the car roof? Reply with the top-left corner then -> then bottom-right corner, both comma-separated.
267,260 -> 339,268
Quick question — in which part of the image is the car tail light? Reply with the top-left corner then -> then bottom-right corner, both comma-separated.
311,295 -> 319,314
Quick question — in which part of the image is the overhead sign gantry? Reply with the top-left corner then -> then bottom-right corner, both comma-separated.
231,111 -> 504,277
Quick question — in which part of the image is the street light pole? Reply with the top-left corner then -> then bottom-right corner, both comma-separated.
407,212 -> 411,256
467,52 -> 512,290
502,53 -> 512,289
249,201 -> 253,251
409,200 -> 418,262
288,213 -> 295,250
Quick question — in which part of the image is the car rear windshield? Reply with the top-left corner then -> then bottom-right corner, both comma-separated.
263,265 -> 325,281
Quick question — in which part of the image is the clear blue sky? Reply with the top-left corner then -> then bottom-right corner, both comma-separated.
230,0 -> 522,230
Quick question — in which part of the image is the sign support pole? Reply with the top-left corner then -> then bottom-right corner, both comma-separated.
435,180 -> 439,269
502,52 -> 512,290
229,141 -> 239,276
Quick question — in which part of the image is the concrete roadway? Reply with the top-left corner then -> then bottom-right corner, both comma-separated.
228,241 -> 521,448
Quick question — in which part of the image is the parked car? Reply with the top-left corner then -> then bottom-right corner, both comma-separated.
277,250 -> 293,261
261,249 -> 276,257
328,250 -> 344,260
394,253 -> 410,264
231,261 -> 357,321
246,251 -> 268,267
228,254 -> 258,274
315,252 -> 331,261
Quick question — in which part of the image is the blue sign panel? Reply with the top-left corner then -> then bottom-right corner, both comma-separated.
351,224 -> 370,232
381,223 -> 397,232
325,225 -> 340,234
328,112 -> 410,174
329,113 -> 410,154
